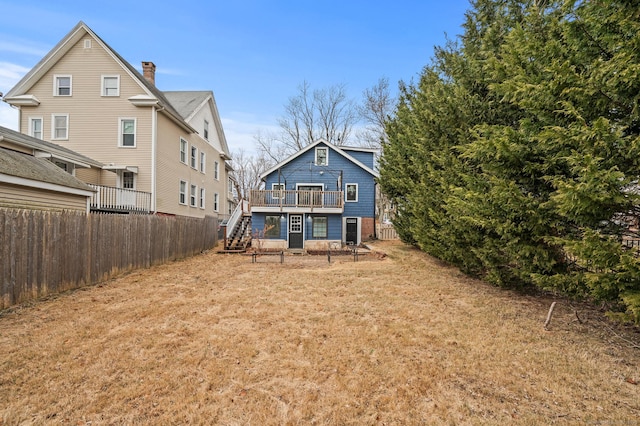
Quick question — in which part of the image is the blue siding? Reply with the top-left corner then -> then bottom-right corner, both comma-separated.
305,214 -> 342,240
263,142 -> 376,220
252,213 -> 286,239
342,148 -> 375,169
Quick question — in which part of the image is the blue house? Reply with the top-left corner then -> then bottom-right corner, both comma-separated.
249,139 -> 379,251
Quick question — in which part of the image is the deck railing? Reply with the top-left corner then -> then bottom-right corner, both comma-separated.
89,185 -> 152,213
250,189 -> 343,209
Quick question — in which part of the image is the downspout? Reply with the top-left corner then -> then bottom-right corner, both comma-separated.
373,181 -> 377,240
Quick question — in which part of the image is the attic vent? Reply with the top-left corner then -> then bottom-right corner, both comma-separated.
84,39 -> 92,49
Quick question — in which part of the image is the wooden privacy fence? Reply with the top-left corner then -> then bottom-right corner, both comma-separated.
377,224 -> 399,240
0,209 -> 218,309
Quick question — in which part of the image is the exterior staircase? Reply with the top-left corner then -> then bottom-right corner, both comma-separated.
221,200 -> 252,252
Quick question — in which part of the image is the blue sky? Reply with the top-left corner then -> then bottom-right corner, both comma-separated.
0,0 -> 471,153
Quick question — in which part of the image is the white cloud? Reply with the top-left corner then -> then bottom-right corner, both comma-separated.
0,62 -> 30,91
0,61 -> 27,130
221,115 -> 279,155
0,41 -> 48,57
0,103 -> 19,130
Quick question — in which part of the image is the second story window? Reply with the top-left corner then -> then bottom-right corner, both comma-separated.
346,183 -> 358,202
214,161 -> 219,180
200,152 -> 206,173
120,118 -> 136,147
52,114 -> 69,140
190,146 -> 198,169
54,75 -> 72,96
180,138 -> 187,163
102,75 -> 120,96
315,147 -> 328,166
204,119 -> 209,140
29,117 -> 42,139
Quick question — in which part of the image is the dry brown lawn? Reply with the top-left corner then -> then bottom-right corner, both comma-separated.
0,241 -> 638,425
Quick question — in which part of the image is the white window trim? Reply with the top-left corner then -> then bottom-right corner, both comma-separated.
101,75 -> 120,97
214,192 -> 219,212
315,147 -> 328,166
204,119 -> 209,140
199,188 -> 206,209
190,146 -> 198,169
180,138 -> 187,164
345,183 -> 359,202
53,74 -> 72,96
190,184 -> 197,207
272,183 -> 285,199
179,180 -> 187,205
28,117 -> 43,139
51,114 -> 69,140
214,161 -> 220,180
118,118 -> 136,148
200,152 -> 206,173
119,171 -> 136,190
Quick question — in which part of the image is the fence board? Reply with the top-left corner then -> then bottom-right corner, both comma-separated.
0,209 -> 218,309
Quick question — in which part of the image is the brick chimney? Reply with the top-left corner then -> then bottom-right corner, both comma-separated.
141,61 -> 156,85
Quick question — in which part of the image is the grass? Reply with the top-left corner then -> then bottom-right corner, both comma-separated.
0,241 -> 638,425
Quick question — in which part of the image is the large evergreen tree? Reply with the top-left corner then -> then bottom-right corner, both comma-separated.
380,0 -> 640,321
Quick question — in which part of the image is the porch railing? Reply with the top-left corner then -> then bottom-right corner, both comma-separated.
250,189 -> 343,209
89,185 -> 152,213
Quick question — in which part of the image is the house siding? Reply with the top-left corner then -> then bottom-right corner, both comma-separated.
257,141 -> 377,247
0,182 -> 87,212
17,34 -> 154,194
155,114 -> 227,217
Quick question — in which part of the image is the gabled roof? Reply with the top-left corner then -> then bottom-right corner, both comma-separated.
0,125 -> 103,169
4,21 -> 195,133
163,90 -> 231,158
0,147 -> 94,194
260,139 -> 380,180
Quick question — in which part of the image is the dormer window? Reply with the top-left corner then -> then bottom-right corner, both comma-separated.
315,147 -> 328,166
54,75 -> 72,96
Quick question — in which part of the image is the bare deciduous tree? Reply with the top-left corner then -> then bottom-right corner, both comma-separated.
230,148 -> 275,201
357,77 -> 395,150
257,81 -> 358,162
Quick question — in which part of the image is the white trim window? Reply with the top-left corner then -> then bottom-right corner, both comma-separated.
190,184 -> 197,207
345,183 -> 358,202
228,177 -> 234,196
119,118 -> 136,147
51,114 -> 69,140
180,138 -> 187,163
312,216 -> 328,238
101,75 -> 120,96
204,119 -> 209,140
29,117 -> 43,139
199,188 -> 205,209
190,146 -> 198,169
179,180 -> 187,205
214,193 -> 219,212
200,152 -> 206,173
315,147 -> 328,166
214,161 -> 220,180
272,183 -> 285,199
53,75 -> 72,96
121,171 -> 135,189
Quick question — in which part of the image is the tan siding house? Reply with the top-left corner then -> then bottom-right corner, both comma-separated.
4,21 -> 232,218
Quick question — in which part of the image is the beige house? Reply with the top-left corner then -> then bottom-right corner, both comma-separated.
3,21 -> 232,218
0,126 -> 96,212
